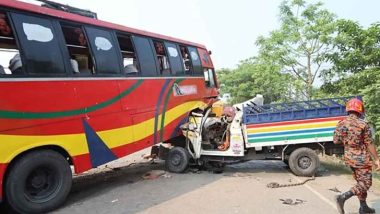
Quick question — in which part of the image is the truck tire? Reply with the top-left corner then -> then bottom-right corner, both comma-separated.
5,150 -> 72,214
288,147 -> 319,177
165,147 -> 190,173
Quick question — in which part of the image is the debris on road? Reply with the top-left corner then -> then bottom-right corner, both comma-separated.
161,173 -> 172,179
328,187 -> 341,193
188,168 -> 202,174
141,153 -> 157,160
280,198 -> 306,205
111,199 -> 119,203
267,176 -> 315,188
105,165 -> 122,171
142,170 -> 171,180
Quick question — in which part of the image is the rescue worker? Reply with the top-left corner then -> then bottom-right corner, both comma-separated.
333,98 -> 380,214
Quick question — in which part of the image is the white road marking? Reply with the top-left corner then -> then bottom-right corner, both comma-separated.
292,175 -> 338,211
273,162 -> 338,211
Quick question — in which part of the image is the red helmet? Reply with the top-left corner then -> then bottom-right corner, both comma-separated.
346,98 -> 364,114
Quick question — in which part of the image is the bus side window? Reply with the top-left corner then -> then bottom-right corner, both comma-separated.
10,13 -> 66,75
116,34 -> 139,75
0,11 -> 22,76
204,68 -> 216,88
61,24 -> 94,74
179,45 -> 192,75
188,47 -> 202,76
85,27 -> 121,75
133,36 -> 158,76
164,42 -> 184,76
153,40 -> 170,76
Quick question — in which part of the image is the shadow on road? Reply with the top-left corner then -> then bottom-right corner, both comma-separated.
0,160 -> 304,214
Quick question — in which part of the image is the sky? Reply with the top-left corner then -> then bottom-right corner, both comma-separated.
25,0 -> 380,69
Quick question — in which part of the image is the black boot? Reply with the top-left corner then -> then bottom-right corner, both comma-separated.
335,190 -> 354,214
359,200 -> 376,214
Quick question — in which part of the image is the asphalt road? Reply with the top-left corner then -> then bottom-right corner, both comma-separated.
1,149 -> 379,214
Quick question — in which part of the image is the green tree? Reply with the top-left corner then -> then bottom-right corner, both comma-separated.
321,20 -> 380,139
256,0 -> 336,100
217,57 -> 292,104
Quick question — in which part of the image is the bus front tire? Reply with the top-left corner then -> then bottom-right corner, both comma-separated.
5,150 -> 72,214
288,147 -> 319,177
165,147 -> 190,173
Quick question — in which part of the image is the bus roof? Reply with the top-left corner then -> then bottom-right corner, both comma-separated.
0,0 -> 206,49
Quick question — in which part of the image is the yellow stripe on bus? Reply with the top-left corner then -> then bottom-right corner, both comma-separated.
0,101 -> 206,163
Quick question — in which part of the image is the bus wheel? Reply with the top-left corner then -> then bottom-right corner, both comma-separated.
5,150 -> 72,214
165,147 -> 190,173
288,147 -> 320,177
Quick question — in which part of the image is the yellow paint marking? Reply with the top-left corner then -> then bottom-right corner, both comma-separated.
0,101 -> 206,163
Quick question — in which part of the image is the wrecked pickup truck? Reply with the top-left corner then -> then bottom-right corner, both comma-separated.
155,96 -> 356,177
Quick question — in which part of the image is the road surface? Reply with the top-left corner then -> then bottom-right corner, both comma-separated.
1,149 -> 379,214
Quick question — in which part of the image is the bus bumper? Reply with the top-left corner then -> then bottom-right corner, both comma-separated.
0,163 -> 7,202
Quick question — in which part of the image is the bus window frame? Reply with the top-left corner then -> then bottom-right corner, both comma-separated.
152,39 -> 172,76
132,35 -> 159,77
60,21 -> 97,77
84,26 -> 123,76
9,12 -> 69,77
178,45 -> 193,76
0,10 -> 26,77
163,42 -> 185,76
187,46 -> 203,76
115,31 -> 141,77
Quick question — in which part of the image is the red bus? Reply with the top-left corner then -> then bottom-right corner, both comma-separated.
0,0 -> 218,213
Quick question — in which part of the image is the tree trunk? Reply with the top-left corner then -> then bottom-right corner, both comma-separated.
307,54 -> 312,100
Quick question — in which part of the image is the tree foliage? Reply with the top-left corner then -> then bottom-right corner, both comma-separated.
217,57 -> 292,104
256,0 -> 336,99
216,0 -> 380,140
321,20 -> 380,139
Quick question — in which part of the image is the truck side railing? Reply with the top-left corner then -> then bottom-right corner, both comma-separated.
243,96 -> 360,124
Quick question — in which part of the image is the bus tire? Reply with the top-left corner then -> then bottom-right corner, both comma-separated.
5,150 -> 72,214
288,147 -> 319,177
165,147 -> 190,173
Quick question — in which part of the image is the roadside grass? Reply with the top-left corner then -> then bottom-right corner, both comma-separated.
320,155 -> 380,190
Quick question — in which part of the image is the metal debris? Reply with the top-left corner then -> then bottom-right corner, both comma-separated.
328,187 -> 341,193
280,198 -> 306,205
141,153 -> 157,160
162,173 -> 172,179
105,165 -> 121,171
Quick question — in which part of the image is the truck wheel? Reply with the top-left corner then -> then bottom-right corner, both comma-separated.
165,147 -> 190,173
5,150 -> 72,214
288,147 -> 319,177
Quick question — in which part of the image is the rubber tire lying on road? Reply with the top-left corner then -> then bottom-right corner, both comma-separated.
5,150 -> 72,214
288,147 -> 320,177
165,147 -> 190,173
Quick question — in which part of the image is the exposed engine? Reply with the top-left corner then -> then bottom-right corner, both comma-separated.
201,106 -> 236,150
202,117 -> 228,149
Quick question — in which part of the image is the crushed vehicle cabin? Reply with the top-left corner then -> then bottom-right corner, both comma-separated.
158,96 -> 355,177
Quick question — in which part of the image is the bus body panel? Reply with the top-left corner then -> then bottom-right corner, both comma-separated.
0,0 -> 219,204
0,77 -> 211,201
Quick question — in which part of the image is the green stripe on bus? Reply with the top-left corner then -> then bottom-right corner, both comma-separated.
248,132 -> 333,143
159,79 -> 184,143
0,79 -> 144,119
